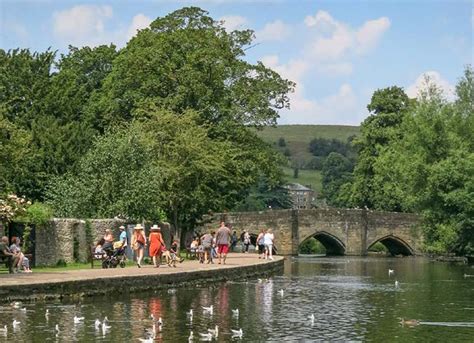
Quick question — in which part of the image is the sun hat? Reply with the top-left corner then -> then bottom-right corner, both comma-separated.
150,224 -> 160,231
134,224 -> 144,230
119,225 -> 125,230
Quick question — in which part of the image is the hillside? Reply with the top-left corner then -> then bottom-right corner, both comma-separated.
257,125 -> 360,195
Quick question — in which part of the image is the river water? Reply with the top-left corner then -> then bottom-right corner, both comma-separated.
0,256 -> 473,342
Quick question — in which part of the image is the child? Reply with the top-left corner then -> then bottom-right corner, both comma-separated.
197,240 -> 205,264
170,240 -> 184,263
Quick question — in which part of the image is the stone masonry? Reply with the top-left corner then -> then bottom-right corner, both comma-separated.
202,208 -> 422,256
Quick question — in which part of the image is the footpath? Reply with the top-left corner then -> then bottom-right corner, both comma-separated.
0,254 -> 284,302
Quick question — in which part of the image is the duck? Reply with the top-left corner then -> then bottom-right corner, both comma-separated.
45,309 -> 49,320
395,280 -> 400,287
400,318 -> 420,326
232,308 -> 239,316
94,319 -> 101,330
388,269 -> 395,277
279,289 -> 284,296
309,314 -> 315,323
11,302 -> 21,309
208,325 -> 219,337
0,325 -> 7,334
20,307 -> 27,312
12,320 -> 20,327
188,330 -> 194,341
231,328 -> 243,337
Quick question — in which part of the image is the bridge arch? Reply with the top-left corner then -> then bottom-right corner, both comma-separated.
300,231 -> 346,256
367,235 -> 414,256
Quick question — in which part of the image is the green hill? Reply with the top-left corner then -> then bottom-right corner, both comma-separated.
256,125 -> 360,195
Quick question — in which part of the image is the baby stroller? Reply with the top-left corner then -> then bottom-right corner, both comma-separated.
102,241 -> 127,269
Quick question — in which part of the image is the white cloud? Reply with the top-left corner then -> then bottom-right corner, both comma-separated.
53,5 -> 113,46
53,5 -> 153,48
305,10 -> 390,60
315,62 -> 353,76
219,15 -> 248,31
261,55 -> 363,124
406,71 -> 455,100
127,14 -> 152,40
256,20 -> 291,41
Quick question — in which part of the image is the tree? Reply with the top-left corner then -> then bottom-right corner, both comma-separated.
88,7 -> 294,133
350,86 -> 411,209
321,152 -> 353,207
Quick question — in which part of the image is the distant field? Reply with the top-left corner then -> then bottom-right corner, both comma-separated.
256,125 -> 359,196
282,167 -> 323,194
257,125 -> 360,164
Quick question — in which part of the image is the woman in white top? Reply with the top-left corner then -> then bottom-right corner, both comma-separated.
263,229 -> 275,260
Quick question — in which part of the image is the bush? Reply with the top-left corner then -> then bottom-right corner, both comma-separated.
23,202 -> 53,226
278,137 -> 286,147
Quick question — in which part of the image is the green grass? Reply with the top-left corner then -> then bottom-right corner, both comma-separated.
283,167 -> 323,194
257,125 -> 359,195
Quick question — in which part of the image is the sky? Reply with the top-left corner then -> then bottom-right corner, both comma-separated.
1,0 -> 472,125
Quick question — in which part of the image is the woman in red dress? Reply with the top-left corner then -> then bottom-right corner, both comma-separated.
149,224 -> 165,267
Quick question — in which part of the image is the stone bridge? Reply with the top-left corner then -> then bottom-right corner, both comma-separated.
201,208 -> 422,256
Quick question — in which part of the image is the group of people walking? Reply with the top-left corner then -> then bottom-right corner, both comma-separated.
190,223 -> 276,263
94,222 -> 276,269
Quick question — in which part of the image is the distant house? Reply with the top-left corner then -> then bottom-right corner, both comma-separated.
283,183 -> 315,209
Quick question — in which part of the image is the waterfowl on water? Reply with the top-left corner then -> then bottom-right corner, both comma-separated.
202,305 -> 213,314
0,325 -> 7,334
388,269 -> 395,277
73,316 -> 84,324
231,328 -> 243,337
208,325 -> 219,337
12,320 -> 20,327
400,318 -> 420,326
232,308 -> 239,316
188,330 -> 194,341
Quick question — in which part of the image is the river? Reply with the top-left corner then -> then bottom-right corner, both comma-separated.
0,256 -> 472,342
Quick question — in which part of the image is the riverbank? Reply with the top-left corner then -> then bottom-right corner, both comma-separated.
0,254 -> 284,303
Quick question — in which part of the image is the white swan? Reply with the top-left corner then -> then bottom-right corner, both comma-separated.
12,320 -> 20,327
231,328 -> 243,337
208,325 -> 218,337
232,308 -> 239,316
188,330 -> 194,341
95,319 -> 101,330
279,289 -> 284,296
20,307 -> 27,312
11,302 -> 21,309
102,321 -> 111,336
395,280 -> 399,287
73,316 -> 84,324
0,325 -> 7,334
388,269 -> 395,277
45,309 -> 49,320
198,332 -> 213,341
309,314 -> 315,323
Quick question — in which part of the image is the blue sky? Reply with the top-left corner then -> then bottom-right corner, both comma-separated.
1,0 -> 472,125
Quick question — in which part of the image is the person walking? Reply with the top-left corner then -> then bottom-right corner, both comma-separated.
131,224 -> 146,268
215,221 -> 231,265
263,229 -> 275,260
256,229 -> 265,259
242,230 -> 251,253
149,224 -> 165,268
201,231 -> 213,264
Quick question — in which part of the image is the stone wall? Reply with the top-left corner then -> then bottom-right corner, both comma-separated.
35,218 -> 127,266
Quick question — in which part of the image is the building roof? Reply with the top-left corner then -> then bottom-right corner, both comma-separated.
283,183 -> 313,192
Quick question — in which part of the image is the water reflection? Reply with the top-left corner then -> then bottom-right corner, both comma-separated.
0,257 -> 473,342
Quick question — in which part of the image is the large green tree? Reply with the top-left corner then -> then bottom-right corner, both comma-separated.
350,86 -> 411,210
87,7 -> 294,133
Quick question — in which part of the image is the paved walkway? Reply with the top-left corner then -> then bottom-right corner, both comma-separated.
0,253 -> 283,287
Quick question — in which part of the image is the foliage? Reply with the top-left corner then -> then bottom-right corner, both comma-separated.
232,178 -> 292,211
349,86 -> 411,210
299,237 -> 326,254
20,202 -> 53,226
88,7 -> 294,132
321,153 -> 354,207
341,67 -> 473,254
309,137 -> 354,158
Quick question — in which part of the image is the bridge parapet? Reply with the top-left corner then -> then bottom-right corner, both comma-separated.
201,209 -> 422,256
